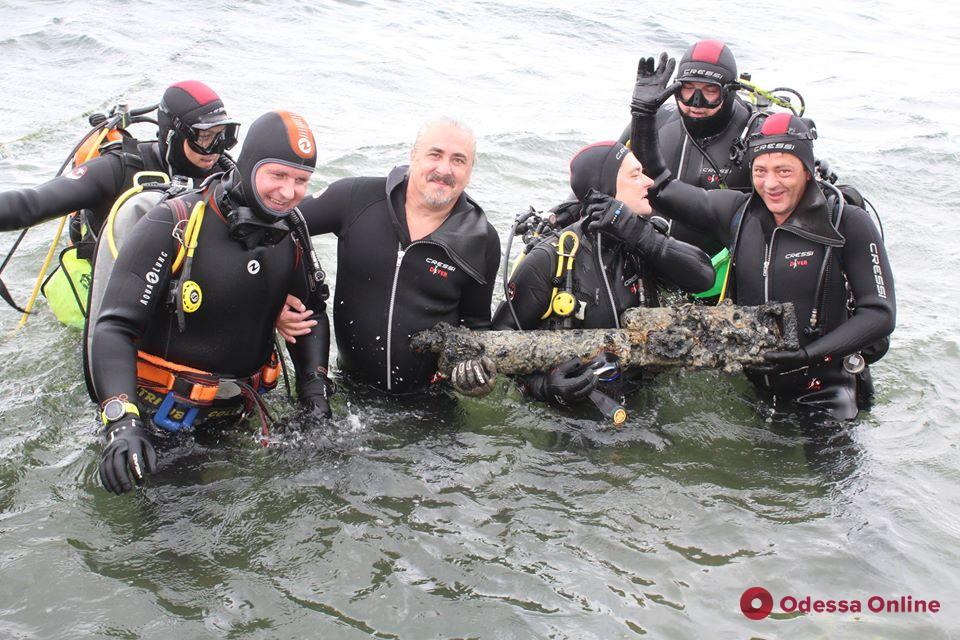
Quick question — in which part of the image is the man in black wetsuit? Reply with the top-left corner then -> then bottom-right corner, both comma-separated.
295,117 -> 501,395
0,80 -> 238,236
482,141 -> 714,406
618,40 -> 757,258
90,110 -> 332,494
630,53 -> 896,420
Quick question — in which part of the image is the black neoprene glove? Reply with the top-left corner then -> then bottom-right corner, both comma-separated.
451,356 -> 498,397
299,373 -> 334,420
99,416 -> 157,495
629,53 -> 680,189
525,357 -> 599,407
630,52 -> 680,116
585,192 -> 664,258
753,347 -> 811,375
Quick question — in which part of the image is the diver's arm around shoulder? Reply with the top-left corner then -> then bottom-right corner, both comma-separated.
652,178 -> 747,245
298,177 -> 362,237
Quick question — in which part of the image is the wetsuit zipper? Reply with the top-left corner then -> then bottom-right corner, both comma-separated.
386,242 -> 405,391
762,228 -> 777,388
385,239 -> 440,391
595,234 -> 620,329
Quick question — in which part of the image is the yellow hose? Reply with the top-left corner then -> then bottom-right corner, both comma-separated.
15,216 -> 68,330
14,127 -> 112,331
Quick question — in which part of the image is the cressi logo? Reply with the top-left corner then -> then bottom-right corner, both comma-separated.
278,110 -> 315,160
869,243 -> 887,299
680,68 -> 723,80
752,141 -> 796,154
785,250 -> 813,269
426,257 -> 455,279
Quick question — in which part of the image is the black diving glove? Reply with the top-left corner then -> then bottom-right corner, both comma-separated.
99,416 -> 157,495
631,52 -> 680,117
630,53 -> 679,188
585,192 -> 664,258
450,356 -> 498,397
525,357 -> 599,407
753,347 -> 811,375
299,373 -> 334,420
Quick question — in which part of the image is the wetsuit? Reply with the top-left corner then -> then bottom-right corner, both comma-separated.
493,211 -> 713,401
90,178 -> 329,413
493,217 -> 714,331
298,166 -> 501,393
0,138 -> 232,235
650,178 -> 896,419
618,96 -> 758,257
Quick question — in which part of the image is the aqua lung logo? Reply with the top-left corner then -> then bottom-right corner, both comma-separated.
426,257 -> 455,279
247,260 -> 261,275
140,251 -> 168,306
869,243 -> 887,298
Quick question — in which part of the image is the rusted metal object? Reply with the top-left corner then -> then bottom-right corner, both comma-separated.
410,301 -> 798,376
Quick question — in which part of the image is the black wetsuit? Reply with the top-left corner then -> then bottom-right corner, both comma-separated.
619,97 -> 758,256
298,166 -> 501,393
0,138 -> 229,235
652,178 -> 896,419
492,218 -> 714,330
90,178 -> 329,410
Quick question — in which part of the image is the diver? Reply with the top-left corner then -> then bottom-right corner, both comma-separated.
293,117 -> 501,396
0,80 -> 238,235
617,40 -> 760,258
629,52 -> 896,420
463,141 -> 714,408
89,110 -> 332,495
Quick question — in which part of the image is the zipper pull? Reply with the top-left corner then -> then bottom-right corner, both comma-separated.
762,260 -> 769,278
395,249 -> 405,266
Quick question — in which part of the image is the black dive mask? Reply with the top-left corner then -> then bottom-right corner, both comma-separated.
677,86 -> 724,109
226,206 -> 290,249
180,120 -> 239,156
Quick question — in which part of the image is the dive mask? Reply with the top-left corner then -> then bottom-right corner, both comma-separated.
677,82 -> 724,109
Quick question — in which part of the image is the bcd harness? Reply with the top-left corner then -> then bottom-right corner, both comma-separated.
127,180 -> 328,435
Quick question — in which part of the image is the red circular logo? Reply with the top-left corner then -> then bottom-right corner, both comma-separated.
740,586 -> 773,620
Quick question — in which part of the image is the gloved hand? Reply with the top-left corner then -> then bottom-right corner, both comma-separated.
526,357 -> 599,406
753,347 -> 811,375
299,374 -> 334,420
631,52 -> 680,117
585,192 -> 663,257
450,356 -> 498,397
99,417 -> 157,495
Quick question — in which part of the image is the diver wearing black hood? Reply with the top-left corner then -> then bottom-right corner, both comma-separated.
90,110 -> 332,495
630,52 -> 896,420
488,141 -> 714,406
0,81 -> 237,235
617,40 -> 758,257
